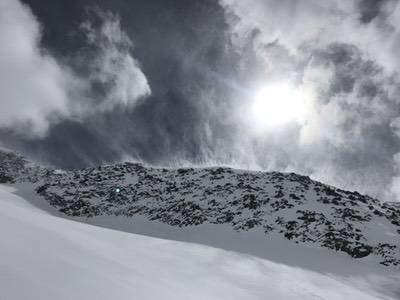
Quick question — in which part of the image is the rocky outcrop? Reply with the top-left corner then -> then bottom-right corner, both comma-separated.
1,150 -> 399,267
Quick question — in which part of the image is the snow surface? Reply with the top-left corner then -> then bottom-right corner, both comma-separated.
1,184 -> 399,300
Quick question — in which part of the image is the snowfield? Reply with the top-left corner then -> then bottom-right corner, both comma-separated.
2,150 -> 400,267
1,184 -> 399,300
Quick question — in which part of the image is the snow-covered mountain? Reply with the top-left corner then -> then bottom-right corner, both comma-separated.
1,149 -> 399,268
3,183 -> 400,300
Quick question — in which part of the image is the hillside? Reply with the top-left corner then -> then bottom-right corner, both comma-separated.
1,149 -> 400,267
3,184 -> 400,300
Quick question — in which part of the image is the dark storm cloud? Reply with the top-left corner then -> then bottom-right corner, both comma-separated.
2,0 -> 236,168
3,0 -> 400,201
358,0 -> 390,23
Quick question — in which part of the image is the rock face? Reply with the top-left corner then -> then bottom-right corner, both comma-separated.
1,150 -> 400,266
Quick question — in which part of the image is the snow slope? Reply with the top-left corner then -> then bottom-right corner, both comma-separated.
1,184 -> 399,300
2,150 -> 400,266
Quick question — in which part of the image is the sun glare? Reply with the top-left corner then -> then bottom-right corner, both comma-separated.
250,83 -> 308,129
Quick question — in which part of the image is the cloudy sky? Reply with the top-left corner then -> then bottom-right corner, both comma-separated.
1,0 -> 400,201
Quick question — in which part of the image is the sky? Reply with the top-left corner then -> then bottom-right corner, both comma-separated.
1,0 -> 400,201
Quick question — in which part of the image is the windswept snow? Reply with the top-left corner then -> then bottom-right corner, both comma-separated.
0,184 -> 399,300
2,150 -> 400,266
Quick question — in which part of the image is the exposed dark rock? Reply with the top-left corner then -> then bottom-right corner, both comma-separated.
1,149 -> 399,267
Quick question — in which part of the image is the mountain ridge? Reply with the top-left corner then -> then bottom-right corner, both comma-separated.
1,149 -> 399,267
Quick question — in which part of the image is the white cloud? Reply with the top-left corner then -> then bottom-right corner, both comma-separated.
219,0 -> 400,201
80,11 -> 151,113
0,0 -> 150,137
0,0 -> 70,136
219,0 -> 400,73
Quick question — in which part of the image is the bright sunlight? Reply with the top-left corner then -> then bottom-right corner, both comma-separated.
250,83 -> 309,129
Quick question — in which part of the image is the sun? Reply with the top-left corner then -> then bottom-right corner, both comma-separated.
250,83 -> 308,129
